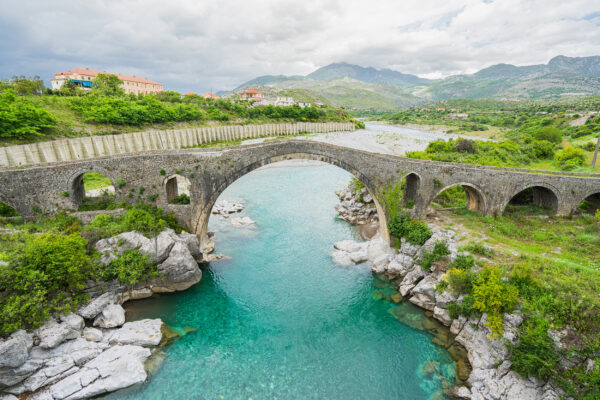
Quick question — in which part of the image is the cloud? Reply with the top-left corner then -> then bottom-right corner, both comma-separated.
0,0 -> 599,92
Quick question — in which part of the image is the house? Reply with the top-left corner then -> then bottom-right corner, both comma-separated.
240,89 -> 264,101
437,107 -> 446,111
448,113 -> 469,119
274,96 -> 294,106
297,102 -> 312,108
203,93 -> 218,99
51,68 -> 163,95
183,92 -> 197,96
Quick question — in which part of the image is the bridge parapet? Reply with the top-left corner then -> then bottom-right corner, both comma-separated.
0,140 -> 598,244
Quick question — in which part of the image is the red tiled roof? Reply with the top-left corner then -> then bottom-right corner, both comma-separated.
54,68 -> 162,85
203,93 -> 217,98
183,92 -> 196,96
244,89 -> 263,94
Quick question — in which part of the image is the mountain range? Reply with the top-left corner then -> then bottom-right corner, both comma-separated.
226,56 -> 600,110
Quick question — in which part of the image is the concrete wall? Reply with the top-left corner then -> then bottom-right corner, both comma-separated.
0,122 -> 354,168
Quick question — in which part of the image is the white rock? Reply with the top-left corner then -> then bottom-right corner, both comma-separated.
456,316 -> 507,370
366,239 -> 394,262
152,241 -> 202,292
331,250 -> 353,266
35,320 -> 79,350
109,319 -> 163,346
348,248 -> 369,263
78,292 -> 119,320
0,330 -> 32,368
333,240 -> 364,253
93,304 -> 125,329
83,328 -> 103,342
60,314 -> 84,331
230,216 -> 256,227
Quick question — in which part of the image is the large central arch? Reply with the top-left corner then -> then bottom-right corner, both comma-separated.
191,152 -> 390,245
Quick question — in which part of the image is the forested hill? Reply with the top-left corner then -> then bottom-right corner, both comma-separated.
230,55 -> 600,111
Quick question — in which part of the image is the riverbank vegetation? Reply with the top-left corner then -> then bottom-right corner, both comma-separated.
0,76 -> 357,145
0,204 -> 183,335
432,207 -> 600,399
366,97 -> 600,173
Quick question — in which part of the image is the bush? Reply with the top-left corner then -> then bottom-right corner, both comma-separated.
446,267 -> 475,294
388,213 -> 432,245
0,89 -> 56,139
103,249 -> 157,286
533,126 -> 562,144
86,204 -> 184,237
596,209 -> 600,222
170,193 -> 190,205
0,233 -> 93,335
447,295 -> 481,319
472,266 -> 520,337
0,202 -> 19,217
532,140 -> 555,159
555,146 -> 586,170
511,316 -> 560,381
421,241 -> 450,271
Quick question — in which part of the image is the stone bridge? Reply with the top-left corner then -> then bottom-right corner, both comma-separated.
0,140 -> 599,243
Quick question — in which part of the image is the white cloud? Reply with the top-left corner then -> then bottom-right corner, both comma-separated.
0,0 -> 599,92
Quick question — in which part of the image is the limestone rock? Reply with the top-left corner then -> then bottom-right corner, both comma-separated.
398,265 -> 425,297
177,232 -> 202,260
348,248 -> 368,263
0,394 -> 18,400
331,250 -> 353,266
77,292 -> 119,319
333,240 -> 364,253
433,306 -> 452,326
409,274 -> 440,311
93,305 -> 125,329
83,328 -> 103,342
35,320 -> 79,350
152,241 -> 202,292
0,358 -> 44,388
0,330 -> 32,368
60,314 -> 84,331
109,319 -> 163,346
455,317 -> 507,370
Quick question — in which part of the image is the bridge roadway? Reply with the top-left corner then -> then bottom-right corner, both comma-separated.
0,140 -> 599,242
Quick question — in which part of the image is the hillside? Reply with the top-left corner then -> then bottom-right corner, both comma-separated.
229,56 -> 600,111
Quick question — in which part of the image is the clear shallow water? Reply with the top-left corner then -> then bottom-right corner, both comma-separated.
107,164 -> 456,399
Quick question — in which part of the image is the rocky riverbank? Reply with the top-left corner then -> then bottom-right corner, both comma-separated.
331,186 -> 563,400
0,229 -> 206,400
334,186 -> 379,239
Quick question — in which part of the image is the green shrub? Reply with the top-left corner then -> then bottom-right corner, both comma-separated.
0,202 -> 19,217
170,193 -> 190,205
596,209 -> 600,222
472,266 -> 520,337
0,89 -> 56,139
388,213 -> 432,245
159,169 -> 166,175
86,204 -> 184,237
103,249 -> 157,286
450,254 -> 475,270
447,295 -> 481,319
511,316 -> 560,381
555,146 -> 586,170
446,267 -> 475,294
77,196 -> 116,211
461,242 -> 494,258
420,241 -> 450,271
116,178 -> 126,188
0,233 -> 93,335
533,126 -> 562,143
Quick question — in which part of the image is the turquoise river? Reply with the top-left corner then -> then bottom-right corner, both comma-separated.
106,163 -> 457,399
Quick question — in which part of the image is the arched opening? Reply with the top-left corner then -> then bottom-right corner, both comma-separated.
505,185 -> 558,215
192,155 -> 389,245
72,172 -> 115,211
430,184 -> 485,213
402,173 -> 420,208
577,192 -> 600,214
165,174 -> 191,204
0,201 -> 20,219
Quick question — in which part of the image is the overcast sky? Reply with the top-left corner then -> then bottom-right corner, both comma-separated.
1,0 -> 600,93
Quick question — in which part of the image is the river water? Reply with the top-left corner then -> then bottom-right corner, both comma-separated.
107,163 -> 457,399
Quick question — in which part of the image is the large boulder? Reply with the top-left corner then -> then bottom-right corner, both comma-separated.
0,330 -> 32,368
109,319 -> 163,347
151,242 -> 202,292
77,292 -> 119,320
48,345 -> 151,400
34,320 -> 79,350
93,305 -> 125,329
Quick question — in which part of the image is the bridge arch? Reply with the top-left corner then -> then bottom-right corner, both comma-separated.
575,190 -> 600,214
0,192 -> 22,218
192,152 -> 389,244
502,183 -> 560,214
66,167 -> 118,208
164,174 -> 192,204
428,182 -> 487,213
402,172 -> 421,206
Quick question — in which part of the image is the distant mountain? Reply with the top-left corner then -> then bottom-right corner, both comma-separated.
228,56 -> 600,110
306,62 -> 429,87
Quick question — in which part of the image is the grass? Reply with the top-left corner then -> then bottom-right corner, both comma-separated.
82,172 -> 113,191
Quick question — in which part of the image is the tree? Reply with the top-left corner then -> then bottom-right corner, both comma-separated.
92,73 -> 124,97
11,75 -> 44,95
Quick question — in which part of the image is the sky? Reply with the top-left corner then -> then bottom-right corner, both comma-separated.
1,0 -> 600,93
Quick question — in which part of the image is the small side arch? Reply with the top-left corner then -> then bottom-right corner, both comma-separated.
503,183 -> 560,214
429,182 -> 487,213
164,174 -> 191,204
67,167 -> 117,207
402,172 -> 421,206
0,192 -> 21,218
575,190 -> 600,214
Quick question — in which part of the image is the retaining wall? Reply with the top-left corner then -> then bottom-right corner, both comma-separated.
0,122 -> 354,168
